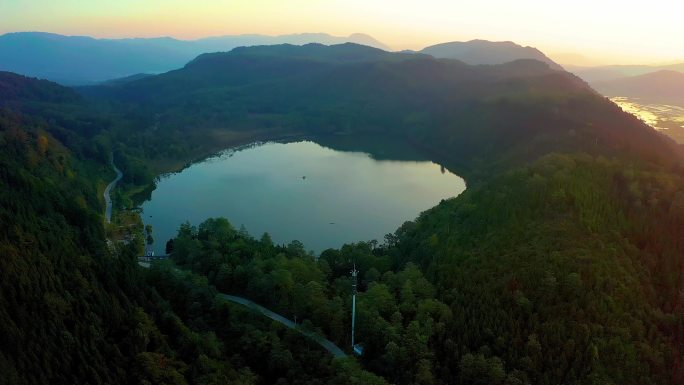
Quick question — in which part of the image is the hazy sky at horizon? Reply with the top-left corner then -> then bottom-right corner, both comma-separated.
1,0 -> 682,65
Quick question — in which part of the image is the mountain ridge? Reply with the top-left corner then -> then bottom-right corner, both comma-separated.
569,63 -> 684,83
593,70 -> 684,105
0,32 -> 567,86
420,39 -> 564,70
0,31 -> 391,84
82,43 -> 680,177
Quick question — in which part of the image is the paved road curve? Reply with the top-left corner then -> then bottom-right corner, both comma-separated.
218,294 -> 347,358
138,263 -> 347,357
104,154 -> 123,223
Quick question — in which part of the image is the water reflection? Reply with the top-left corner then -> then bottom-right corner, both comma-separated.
612,97 -> 684,143
142,135 -> 466,254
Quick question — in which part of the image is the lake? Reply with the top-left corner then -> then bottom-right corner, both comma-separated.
141,135 -> 466,254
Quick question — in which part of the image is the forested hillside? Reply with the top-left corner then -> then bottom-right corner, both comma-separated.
2,41 -> 684,384
0,73 -> 383,385
90,43 -> 683,384
167,150 -> 684,384
83,43 -> 682,181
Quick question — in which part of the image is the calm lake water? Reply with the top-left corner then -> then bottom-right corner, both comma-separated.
142,136 -> 466,254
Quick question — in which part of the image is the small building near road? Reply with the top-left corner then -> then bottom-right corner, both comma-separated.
138,250 -> 169,263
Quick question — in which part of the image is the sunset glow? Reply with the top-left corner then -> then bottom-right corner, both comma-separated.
1,0 -> 682,64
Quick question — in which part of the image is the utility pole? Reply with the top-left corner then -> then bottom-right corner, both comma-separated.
351,263 -> 363,355
351,264 -> 358,348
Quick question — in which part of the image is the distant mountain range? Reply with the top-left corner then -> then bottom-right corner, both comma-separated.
1,32 -> 568,85
550,52 -> 604,67
418,40 -> 564,70
0,32 -> 390,84
83,42 -> 567,107
7,30 -> 682,107
568,63 -> 684,83
559,61 -> 684,105
86,42 -> 652,169
593,70 -> 684,105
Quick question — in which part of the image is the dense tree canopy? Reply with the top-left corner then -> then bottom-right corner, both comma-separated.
2,40 -> 684,385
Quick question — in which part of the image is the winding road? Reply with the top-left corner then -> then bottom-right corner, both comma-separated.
104,154 -> 123,223
138,262 -> 347,358
218,294 -> 347,358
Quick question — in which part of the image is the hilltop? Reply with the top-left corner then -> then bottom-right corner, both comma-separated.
419,39 -> 563,70
85,43 -> 678,177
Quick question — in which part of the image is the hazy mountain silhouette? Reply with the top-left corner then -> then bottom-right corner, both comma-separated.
100,73 -> 153,85
0,32 -> 390,84
198,32 -> 390,51
593,70 -> 684,105
568,63 -> 684,83
419,40 -> 563,70
186,43 -> 425,67
551,52 -> 604,67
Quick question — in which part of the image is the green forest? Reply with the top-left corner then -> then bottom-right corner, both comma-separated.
1,43 -> 684,385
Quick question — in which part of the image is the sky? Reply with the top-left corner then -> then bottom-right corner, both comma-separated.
1,0 -> 682,65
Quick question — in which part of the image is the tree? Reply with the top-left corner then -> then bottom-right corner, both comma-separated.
165,239 -> 174,254
458,354 -> 506,385
145,224 -> 154,245
261,232 -> 274,247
